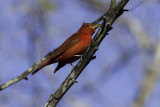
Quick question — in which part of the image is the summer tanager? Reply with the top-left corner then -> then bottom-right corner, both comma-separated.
32,23 -> 100,75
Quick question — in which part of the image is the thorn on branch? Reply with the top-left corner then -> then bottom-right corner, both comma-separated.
90,56 -> 96,60
107,24 -> 113,31
24,77 -> 28,80
72,78 -> 78,83
106,32 -> 109,35
123,9 -> 129,12
116,8 -> 128,17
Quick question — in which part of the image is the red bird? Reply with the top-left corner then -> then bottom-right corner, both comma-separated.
32,23 -> 100,75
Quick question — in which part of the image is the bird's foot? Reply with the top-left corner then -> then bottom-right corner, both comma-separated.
74,55 -> 82,57
74,54 -> 83,61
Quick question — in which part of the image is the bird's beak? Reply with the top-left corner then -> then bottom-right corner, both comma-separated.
91,24 -> 101,29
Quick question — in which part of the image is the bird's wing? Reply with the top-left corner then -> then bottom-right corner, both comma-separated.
54,33 -> 80,58
32,33 -> 80,75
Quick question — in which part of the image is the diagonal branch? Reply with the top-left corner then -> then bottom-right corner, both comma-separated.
0,0 -> 129,105
0,0 -> 129,106
44,0 -> 129,107
0,51 -> 53,91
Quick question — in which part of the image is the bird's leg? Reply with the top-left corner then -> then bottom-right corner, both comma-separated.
74,55 -> 82,57
74,55 -> 83,61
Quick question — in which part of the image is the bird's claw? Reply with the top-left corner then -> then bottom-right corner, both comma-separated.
74,55 -> 82,57
74,54 -> 83,61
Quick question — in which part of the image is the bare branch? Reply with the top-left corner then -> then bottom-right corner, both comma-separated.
45,0 -> 129,106
0,51 -> 52,91
0,0 -> 129,106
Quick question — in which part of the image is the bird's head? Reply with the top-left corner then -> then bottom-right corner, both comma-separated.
78,23 -> 101,35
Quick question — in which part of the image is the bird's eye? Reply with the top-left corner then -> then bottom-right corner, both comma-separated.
86,25 -> 90,27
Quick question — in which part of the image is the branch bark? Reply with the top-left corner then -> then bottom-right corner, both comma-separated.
45,0 -> 129,106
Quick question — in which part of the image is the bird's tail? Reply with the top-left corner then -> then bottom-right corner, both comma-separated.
32,48 -> 60,75
32,60 -> 50,75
